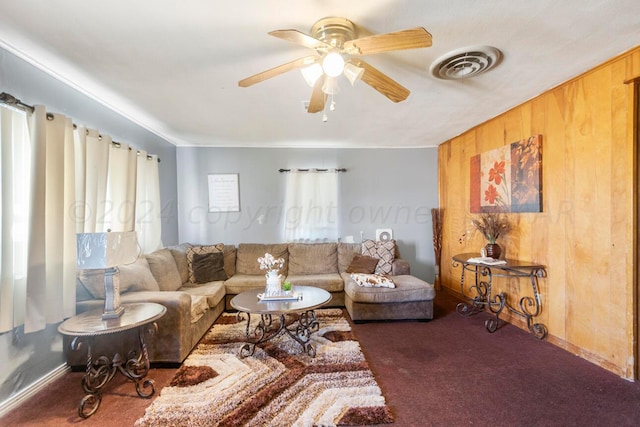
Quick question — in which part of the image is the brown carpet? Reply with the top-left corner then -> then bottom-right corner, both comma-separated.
3,292 -> 640,426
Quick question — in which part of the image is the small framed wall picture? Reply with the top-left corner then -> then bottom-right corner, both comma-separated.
208,173 -> 240,212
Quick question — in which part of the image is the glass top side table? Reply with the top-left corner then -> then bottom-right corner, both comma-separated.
58,302 -> 166,418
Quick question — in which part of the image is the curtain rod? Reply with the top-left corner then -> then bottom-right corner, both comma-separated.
0,91 -> 160,163
278,168 -> 347,173
0,92 -> 35,113
112,141 -> 161,163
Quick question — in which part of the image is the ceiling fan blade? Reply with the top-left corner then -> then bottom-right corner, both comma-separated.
307,75 -> 326,113
352,59 -> 410,103
238,55 -> 319,87
344,27 -> 432,55
269,29 -> 332,50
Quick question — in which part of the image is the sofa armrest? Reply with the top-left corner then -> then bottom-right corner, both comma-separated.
392,258 -> 411,275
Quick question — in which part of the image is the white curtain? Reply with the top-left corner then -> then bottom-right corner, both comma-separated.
135,151 -> 162,253
24,106 -> 77,333
105,142 -> 137,232
0,101 -> 163,333
283,171 -> 339,242
0,106 -> 30,332
74,127 -> 110,233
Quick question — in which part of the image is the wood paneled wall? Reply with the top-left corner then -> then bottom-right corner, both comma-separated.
438,46 -> 640,378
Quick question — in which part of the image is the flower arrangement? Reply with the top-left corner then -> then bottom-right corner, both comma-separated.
257,253 -> 284,271
471,212 -> 511,244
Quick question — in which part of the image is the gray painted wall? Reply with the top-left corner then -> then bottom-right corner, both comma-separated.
0,47 -> 179,408
176,147 -> 439,281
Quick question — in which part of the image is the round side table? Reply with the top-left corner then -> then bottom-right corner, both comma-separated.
58,302 -> 166,418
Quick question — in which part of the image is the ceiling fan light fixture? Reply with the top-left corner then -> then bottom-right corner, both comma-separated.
322,76 -> 340,95
300,63 -> 323,87
322,52 -> 345,77
343,62 -> 364,86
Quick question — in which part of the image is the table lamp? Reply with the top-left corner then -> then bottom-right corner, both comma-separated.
76,231 -> 139,319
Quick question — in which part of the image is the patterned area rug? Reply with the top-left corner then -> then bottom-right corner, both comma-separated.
135,308 -> 393,427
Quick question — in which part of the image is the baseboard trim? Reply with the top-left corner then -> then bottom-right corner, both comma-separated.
0,363 -> 70,418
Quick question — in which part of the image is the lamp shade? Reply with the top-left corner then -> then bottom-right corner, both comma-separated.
322,76 -> 340,95
77,232 -> 139,269
300,63 -> 323,87
343,63 -> 364,85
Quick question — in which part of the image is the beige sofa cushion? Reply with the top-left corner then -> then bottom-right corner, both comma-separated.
77,269 -> 112,299
223,245 -> 237,278
168,243 -> 192,284
284,273 -> 344,293
180,281 -> 226,309
224,274 -> 270,294
344,274 -> 435,304
338,242 -> 362,273
146,248 -> 182,291
77,256 -> 161,299
236,243 -> 289,275
119,257 -> 160,293
189,295 -> 209,323
288,243 -> 338,275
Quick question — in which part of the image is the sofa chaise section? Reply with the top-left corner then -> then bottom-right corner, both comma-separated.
344,274 -> 435,322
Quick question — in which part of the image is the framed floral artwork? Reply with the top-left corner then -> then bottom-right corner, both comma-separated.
470,135 -> 542,213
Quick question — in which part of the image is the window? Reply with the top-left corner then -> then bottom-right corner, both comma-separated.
0,103 -> 163,333
283,171 -> 338,242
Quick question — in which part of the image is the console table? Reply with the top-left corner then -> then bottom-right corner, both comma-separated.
58,302 -> 166,418
452,253 -> 547,339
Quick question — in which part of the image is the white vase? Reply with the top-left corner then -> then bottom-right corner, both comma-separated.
265,269 -> 282,296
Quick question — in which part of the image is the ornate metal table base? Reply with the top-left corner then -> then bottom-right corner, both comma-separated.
237,310 -> 320,358
453,253 -> 548,339
70,323 -> 158,418
455,278 -> 506,333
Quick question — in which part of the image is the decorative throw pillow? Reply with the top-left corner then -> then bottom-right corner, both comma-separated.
77,269 -> 109,299
350,273 -> 396,288
346,254 -> 379,274
192,251 -> 228,284
362,239 -> 395,275
186,244 -> 224,283
118,257 -> 160,292
145,248 -> 183,291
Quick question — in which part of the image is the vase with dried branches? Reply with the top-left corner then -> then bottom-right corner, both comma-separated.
471,212 -> 511,259
431,208 -> 443,289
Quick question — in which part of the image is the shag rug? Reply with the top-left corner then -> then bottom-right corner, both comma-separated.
135,308 -> 393,427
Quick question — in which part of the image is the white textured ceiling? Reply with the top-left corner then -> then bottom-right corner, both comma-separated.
1,0 -> 639,148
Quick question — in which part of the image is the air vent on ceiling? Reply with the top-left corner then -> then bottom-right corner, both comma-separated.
430,45 -> 502,80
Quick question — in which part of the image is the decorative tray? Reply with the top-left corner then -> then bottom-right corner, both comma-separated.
257,292 -> 302,301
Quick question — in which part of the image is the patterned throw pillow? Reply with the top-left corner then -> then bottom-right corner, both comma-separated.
186,244 -> 224,283
361,239 -> 395,275
350,273 -> 396,288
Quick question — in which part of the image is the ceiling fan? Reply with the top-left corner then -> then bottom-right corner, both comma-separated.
238,17 -> 432,113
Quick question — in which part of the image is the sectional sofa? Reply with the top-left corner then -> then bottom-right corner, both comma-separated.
66,241 -> 435,366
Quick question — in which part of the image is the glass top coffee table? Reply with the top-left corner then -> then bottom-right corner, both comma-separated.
230,286 -> 331,358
